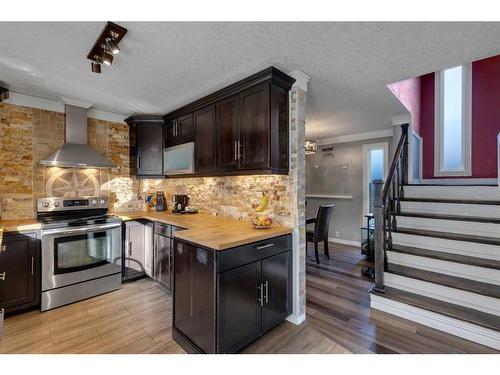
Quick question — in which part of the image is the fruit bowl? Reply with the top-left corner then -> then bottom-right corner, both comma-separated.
251,213 -> 274,229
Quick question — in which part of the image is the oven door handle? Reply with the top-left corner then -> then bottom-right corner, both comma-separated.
42,222 -> 121,236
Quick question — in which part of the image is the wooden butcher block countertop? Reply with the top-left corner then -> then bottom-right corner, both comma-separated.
115,211 -> 293,251
0,219 -> 42,246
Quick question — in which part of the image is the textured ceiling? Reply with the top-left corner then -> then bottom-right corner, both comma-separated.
1,22 -> 500,139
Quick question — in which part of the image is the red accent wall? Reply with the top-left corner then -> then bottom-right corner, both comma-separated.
420,55 -> 500,178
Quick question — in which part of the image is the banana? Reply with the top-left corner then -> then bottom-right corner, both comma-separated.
255,193 -> 270,212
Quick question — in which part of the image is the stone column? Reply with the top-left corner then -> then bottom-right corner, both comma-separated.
287,70 -> 309,324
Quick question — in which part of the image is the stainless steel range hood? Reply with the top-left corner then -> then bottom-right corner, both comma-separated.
40,104 -> 115,168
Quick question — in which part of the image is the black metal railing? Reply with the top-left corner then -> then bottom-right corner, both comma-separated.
372,123 -> 409,294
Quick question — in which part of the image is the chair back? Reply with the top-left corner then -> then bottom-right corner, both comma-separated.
314,204 -> 335,242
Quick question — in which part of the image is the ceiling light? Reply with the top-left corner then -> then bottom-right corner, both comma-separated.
91,61 -> 101,73
102,51 -> 113,66
305,140 -> 318,155
105,38 -> 120,55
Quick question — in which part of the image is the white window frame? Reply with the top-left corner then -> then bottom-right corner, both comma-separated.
408,128 -> 423,184
434,64 -> 472,177
362,142 -> 389,219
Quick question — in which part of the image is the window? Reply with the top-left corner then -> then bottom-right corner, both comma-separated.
434,64 -> 472,176
363,142 -> 389,216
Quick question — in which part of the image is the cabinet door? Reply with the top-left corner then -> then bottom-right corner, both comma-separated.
0,233 -> 38,312
194,105 -> 217,174
154,234 -> 172,291
165,121 -> 175,147
217,261 -> 262,353
174,242 -> 215,353
124,221 -> 152,278
178,113 -> 194,141
137,122 -> 163,176
240,82 -> 270,170
216,95 -> 240,171
261,251 -> 292,333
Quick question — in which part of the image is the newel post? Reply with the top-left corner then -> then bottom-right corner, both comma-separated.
372,179 -> 386,294
401,123 -> 409,186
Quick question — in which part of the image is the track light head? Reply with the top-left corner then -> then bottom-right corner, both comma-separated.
91,61 -> 101,73
102,51 -> 113,66
105,38 -> 120,55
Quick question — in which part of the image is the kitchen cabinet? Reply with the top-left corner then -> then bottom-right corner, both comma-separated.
123,220 -> 153,281
173,234 -> 292,354
165,113 -> 194,148
125,115 -> 165,178
216,95 -> 240,171
0,232 -> 40,315
194,105 -> 217,174
152,222 -> 181,292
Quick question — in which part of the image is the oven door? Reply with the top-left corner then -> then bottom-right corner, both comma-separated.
41,222 -> 122,291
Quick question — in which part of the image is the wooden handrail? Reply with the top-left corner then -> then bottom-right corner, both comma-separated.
372,123 -> 409,294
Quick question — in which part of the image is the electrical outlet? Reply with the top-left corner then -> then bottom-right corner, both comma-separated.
335,231 -> 340,237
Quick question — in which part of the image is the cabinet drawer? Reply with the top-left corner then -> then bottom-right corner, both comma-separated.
154,222 -> 171,237
216,235 -> 291,273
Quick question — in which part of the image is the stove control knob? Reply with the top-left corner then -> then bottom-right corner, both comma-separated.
42,201 -> 50,208
99,199 -> 106,205
53,201 -> 59,207
91,199 -> 97,205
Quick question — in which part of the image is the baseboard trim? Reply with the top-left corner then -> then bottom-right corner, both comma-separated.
370,293 -> 500,350
287,313 -> 306,325
328,237 -> 361,247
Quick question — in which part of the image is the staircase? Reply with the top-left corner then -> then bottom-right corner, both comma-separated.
369,125 -> 500,351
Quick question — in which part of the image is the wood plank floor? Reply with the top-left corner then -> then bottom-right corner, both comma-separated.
0,243 -> 496,354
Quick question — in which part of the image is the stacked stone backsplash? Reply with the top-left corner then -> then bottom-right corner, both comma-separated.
0,102 -> 294,226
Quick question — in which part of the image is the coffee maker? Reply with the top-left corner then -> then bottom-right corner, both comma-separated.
172,194 -> 189,213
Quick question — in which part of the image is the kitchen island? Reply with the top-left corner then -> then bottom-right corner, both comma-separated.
117,211 -> 294,354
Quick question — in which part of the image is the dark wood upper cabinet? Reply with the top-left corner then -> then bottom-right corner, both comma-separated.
240,83 -> 270,170
125,115 -> 164,178
216,95 -> 240,171
194,105 -> 217,174
0,232 -> 40,315
165,114 -> 194,148
127,67 -> 295,178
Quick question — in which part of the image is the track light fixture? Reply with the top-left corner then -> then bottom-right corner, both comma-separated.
87,22 -> 127,74
105,38 -> 120,55
91,61 -> 102,73
102,50 -> 113,66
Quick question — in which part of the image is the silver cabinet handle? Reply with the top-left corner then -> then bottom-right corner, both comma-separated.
237,141 -> 243,160
234,141 -> 238,161
256,243 -> 274,250
0,272 -> 5,281
129,241 -> 133,256
31,256 -> 34,276
257,283 -> 264,307
264,281 -> 269,304
0,245 -> 6,253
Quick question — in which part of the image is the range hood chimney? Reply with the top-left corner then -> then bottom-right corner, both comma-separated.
40,104 -> 115,168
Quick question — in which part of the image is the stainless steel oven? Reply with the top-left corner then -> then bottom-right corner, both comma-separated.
38,197 -> 122,311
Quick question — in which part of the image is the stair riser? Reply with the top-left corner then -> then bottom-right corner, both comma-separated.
370,294 -> 500,350
392,232 -> 500,261
404,185 -> 500,201
400,201 -> 500,219
396,216 -> 500,239
386,251 -> 500,286
384,273 -> 500,316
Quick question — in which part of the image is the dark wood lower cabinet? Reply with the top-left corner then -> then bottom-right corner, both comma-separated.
0,232 -> 40,315
173,235 -> 292,354
217,261 -> 262,353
